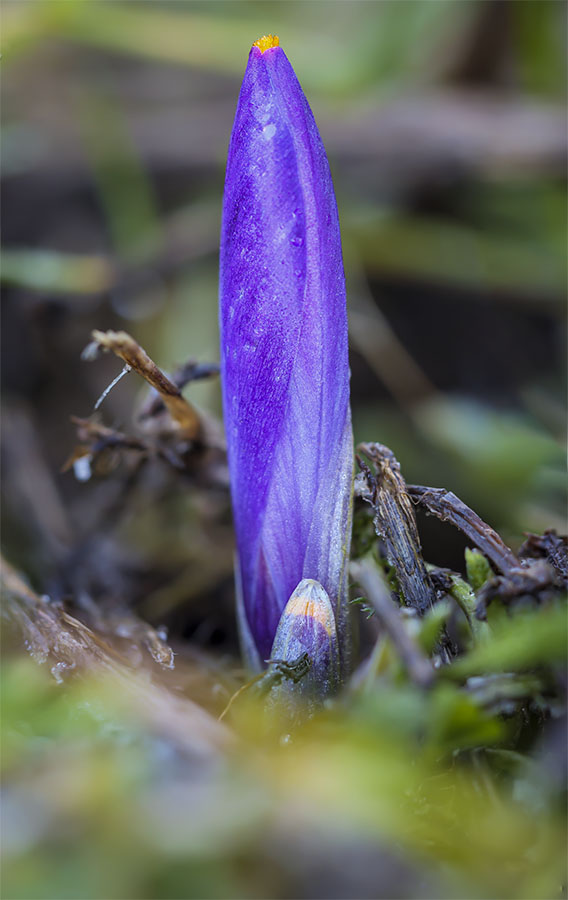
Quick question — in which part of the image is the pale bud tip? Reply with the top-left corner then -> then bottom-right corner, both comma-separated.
283,580 -> 336,637
252,34 -> 280,53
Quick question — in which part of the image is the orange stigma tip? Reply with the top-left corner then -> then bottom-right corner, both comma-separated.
285,592 -> 335,636
253,34 -> 279,53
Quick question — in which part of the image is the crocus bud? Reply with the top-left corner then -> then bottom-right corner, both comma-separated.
219,36 -> 353,676
270,579 -> 340,698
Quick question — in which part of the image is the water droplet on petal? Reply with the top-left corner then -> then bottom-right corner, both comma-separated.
263,123 -> 276,140
290,236 -> 303,247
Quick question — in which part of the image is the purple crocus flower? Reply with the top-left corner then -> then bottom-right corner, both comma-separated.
219,35 -> 353,678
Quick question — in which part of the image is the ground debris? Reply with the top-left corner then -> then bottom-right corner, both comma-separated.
475,557 -> 562,619
66,331 -> 227,486
518,530 -> 568,585
56,333 -> 233,643
0,556 -> 233,757
64,415 -> 187,475
1,554 -> 175,673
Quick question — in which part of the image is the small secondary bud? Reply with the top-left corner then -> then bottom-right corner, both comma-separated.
269,579 -> 340,704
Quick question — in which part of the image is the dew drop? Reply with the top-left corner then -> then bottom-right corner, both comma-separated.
262,123 -> 276,140
73,455 -> 92,483
290,235 -> 304,247
51,661 -> 75,684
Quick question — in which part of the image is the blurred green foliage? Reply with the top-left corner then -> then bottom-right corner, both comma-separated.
2,589 -> 566,899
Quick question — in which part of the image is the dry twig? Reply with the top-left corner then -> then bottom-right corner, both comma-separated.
407,485 -> 519,576
85,329 -> 202,439
356,443 -> 437,614
350,559 -> 434,688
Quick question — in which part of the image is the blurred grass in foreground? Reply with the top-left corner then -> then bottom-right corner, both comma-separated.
2,595 -> 566,900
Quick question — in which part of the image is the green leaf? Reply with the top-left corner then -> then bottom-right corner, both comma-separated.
447,605 -> 567,677
465,548 -> 493,592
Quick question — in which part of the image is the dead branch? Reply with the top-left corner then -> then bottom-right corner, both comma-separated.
407,485 -> 519,576
402,488 -> 564,617
355,443 -> 437,615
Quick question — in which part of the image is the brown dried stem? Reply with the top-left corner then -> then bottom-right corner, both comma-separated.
407,485 -> 519,576
88,329 -> 202,439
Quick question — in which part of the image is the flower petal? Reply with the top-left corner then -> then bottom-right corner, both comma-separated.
220,43 -> 353,667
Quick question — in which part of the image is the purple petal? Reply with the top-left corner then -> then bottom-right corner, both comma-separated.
220,43 -> 353,668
